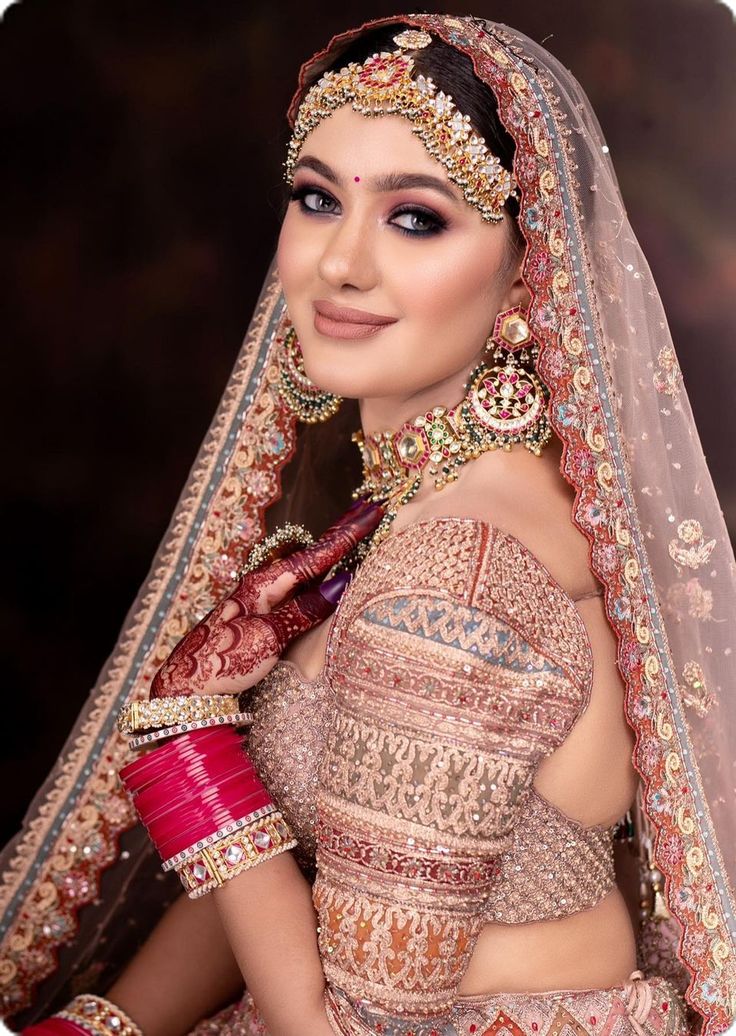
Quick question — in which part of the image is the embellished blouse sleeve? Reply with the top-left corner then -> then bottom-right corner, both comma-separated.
312,518 -> 593,1019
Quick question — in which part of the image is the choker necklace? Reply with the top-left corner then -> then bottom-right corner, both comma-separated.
352,318 -> 552,547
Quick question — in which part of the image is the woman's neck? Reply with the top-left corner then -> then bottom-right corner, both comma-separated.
357,366 -> 471,438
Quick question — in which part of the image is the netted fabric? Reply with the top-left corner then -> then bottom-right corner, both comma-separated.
1,12 -> 734,1036
481,790 -> 615,925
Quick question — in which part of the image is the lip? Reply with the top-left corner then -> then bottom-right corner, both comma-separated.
313,299 -> 397,325
313,299 -> 398,340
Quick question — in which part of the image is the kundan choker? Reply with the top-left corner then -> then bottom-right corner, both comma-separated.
352,305 -> 552,543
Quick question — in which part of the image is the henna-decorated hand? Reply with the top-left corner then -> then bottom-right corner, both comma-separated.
150,500 -> 383,698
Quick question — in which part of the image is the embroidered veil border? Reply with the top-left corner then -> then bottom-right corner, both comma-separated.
1,14 -> 734,1035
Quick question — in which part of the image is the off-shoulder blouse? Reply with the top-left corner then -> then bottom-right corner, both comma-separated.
246,516 -> 615,1019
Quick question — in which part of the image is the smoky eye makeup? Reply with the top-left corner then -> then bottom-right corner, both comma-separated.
288,182 -> 449,238
289,183 -> 339,214
390,204 -> 448,237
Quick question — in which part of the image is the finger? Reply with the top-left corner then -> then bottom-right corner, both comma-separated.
268,499 -> 384,587
194,570 -> 352,695
231,571 -> 352,673
229,498 -> 382,618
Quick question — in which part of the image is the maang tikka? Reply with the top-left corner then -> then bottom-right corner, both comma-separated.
278,324 -> 342,423
284,29 -> 517,224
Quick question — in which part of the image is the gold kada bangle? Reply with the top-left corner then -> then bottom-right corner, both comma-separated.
171,807 -> 297,898
117,693 -> 243,736
56,995 -> 143,1036
128,710 -> 254,750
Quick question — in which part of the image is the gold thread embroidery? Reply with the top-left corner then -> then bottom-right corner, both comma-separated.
654,345 -> 683,397
667,519 -> 716,570
312,517 -> 596,1015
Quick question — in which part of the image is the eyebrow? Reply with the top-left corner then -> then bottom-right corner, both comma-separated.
293,155 -> 462,206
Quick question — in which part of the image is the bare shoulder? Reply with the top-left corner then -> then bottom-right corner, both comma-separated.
399,438 -> 601,602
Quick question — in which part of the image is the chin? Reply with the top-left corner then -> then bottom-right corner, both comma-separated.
299,336 -> 398,400
302,364 -> 384,401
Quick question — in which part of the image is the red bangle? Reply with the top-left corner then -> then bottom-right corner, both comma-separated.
23,1022 -> 89,1036
155,788 -> 272,859
121,726 -> 247,791
122,728 -> 271,856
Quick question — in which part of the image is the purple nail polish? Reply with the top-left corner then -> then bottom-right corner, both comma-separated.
318,570 -> 352,606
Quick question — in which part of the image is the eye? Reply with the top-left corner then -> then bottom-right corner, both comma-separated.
391,206 -> 445,237
289,184 -> 338,214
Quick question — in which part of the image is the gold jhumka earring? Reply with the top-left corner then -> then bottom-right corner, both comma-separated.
278,325 -> 342,424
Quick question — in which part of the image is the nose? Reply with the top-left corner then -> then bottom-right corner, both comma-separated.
317,208 -> 378,292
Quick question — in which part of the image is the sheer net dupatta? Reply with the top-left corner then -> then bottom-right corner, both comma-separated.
0,257 -> 307,1023
3,12 -> 735,1035
290,12 -> 736,1031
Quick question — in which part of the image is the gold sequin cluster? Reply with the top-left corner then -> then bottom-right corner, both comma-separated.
284,29 -> 517,223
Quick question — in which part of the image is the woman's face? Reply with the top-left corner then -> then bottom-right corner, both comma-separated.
277,105 -> 525,413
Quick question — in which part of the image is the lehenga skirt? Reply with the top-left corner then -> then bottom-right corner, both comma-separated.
190,972 -> 689,1036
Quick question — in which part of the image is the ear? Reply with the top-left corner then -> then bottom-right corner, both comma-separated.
498,258 -> 531,313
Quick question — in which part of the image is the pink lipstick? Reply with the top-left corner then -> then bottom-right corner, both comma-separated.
313,299 -> 398,340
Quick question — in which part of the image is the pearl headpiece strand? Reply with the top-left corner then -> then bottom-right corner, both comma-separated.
284,29 -> 517,223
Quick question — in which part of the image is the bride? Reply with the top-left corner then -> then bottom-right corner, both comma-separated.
2,14 -> 734,1036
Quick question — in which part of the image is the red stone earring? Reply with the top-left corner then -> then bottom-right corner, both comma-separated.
464,305 -> 552,456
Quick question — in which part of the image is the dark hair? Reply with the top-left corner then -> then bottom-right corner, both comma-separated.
269,25 -> 527,533
320,22 -> 525,261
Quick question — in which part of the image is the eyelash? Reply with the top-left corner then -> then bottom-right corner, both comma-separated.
288,184 -> 447,238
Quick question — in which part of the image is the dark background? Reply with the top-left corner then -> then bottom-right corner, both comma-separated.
2,0 -> 735,845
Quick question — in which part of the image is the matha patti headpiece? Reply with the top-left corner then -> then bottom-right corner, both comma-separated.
284,29 -> 517,223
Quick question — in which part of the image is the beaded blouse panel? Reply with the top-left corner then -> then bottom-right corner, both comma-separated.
246,661 -> 333,877
481,788 -> 615,925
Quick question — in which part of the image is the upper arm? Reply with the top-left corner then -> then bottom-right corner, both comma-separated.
337,586 -> 583,842
312,518 -> 595,1015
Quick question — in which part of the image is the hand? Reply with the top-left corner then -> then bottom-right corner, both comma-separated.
150,500 -> 383,698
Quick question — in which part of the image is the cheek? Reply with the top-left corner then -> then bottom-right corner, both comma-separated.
276,214 -> 308,296
402,237 -> 502,333
387,236 -> 505,385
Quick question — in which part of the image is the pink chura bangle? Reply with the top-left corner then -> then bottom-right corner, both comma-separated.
23,1022 -> 89,1036
118,726 -> 296,896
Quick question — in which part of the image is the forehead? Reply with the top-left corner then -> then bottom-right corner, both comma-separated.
298,105 -> 453,178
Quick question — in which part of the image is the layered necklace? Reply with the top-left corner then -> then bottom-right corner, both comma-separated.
351,305 -> 553,550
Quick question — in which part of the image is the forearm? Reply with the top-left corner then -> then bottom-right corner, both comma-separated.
214,852 -> 334,1036
108,893 -> 243,1036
